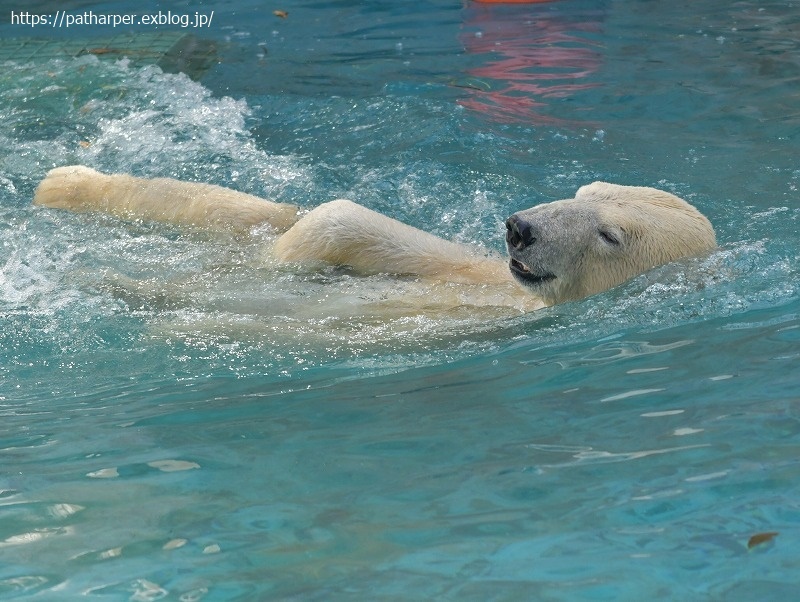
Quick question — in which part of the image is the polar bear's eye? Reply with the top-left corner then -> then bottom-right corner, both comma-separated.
599,229 -> 621,246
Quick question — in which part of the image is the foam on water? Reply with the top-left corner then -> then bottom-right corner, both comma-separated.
0,52 -> 795,370
0,58 -> 540,382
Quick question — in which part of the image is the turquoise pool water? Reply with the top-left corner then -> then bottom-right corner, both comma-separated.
1,0 -> 799,599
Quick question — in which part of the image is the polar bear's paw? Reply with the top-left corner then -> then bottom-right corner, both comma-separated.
34,165 -> 106,210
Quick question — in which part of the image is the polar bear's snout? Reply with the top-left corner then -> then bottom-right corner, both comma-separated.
505,213 -> 557,291
505,214 -> 537,251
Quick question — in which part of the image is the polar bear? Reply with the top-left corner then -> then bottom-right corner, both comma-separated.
33,165 -> 716,309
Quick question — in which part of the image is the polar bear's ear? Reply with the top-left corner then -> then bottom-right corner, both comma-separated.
575,181 -> 616,202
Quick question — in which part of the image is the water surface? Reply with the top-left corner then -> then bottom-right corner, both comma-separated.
1,0 -> 799,599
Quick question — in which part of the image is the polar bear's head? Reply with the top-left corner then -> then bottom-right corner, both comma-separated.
505,182 -> 716,305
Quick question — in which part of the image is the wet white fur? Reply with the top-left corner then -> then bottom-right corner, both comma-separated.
34,166 -> 716,310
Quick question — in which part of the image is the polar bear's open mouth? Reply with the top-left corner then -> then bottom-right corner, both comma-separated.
509,258 -> 556,285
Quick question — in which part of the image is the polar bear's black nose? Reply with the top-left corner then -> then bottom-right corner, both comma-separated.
506,215 -> 536,250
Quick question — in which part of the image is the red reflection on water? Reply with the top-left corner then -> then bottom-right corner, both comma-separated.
459,2 -> 604,126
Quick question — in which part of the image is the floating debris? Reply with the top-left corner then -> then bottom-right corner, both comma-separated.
747,531 -> 779,549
